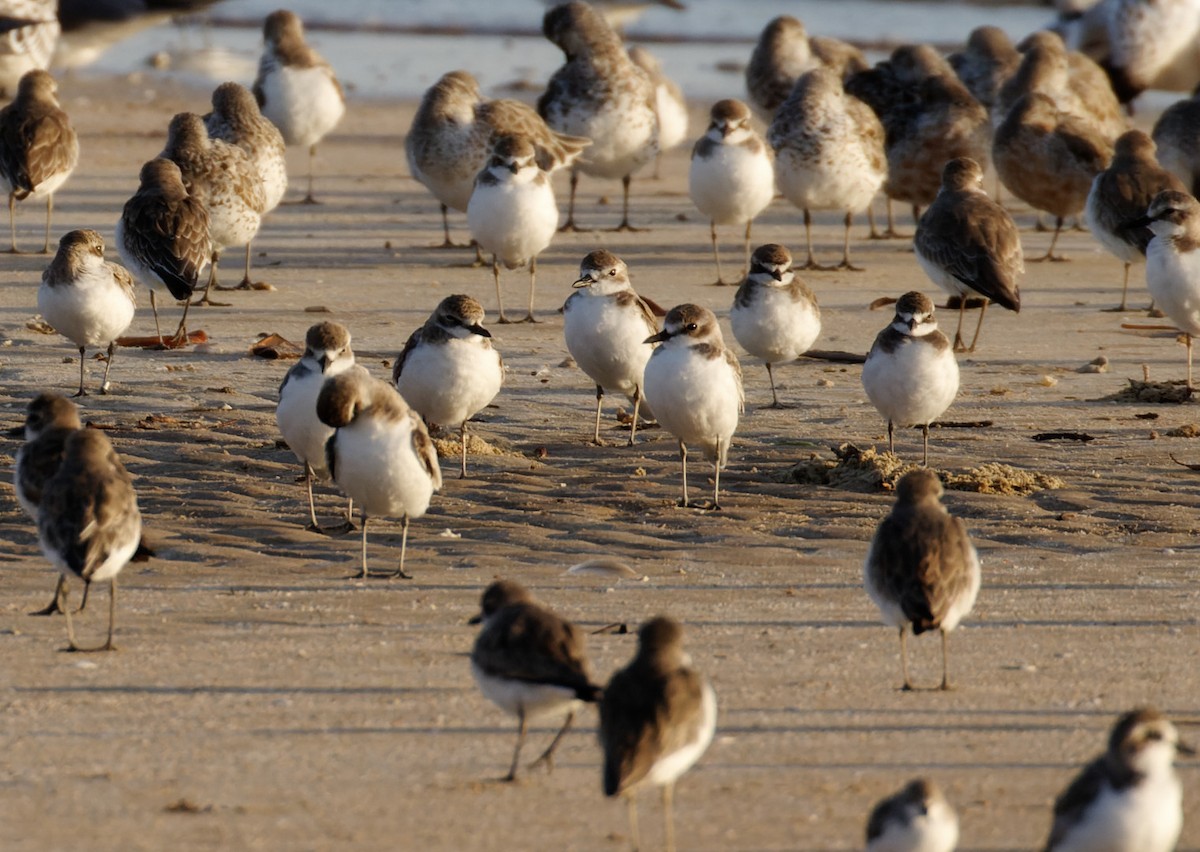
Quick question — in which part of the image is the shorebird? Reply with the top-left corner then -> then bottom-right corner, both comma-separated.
1152,87 -> 1200,196
204,81 -> 287,290
562,249 -> 658,445
688,98 -> 775,285
915,157 -> 1023,352
864,468 -> 981,690
538,1 -> 659,231
1085,129 -> 1187,310
599,616 -> 716,852
541,0 -> 685,32
949,25 -> 1022,113
253,9 -> 345,204
406,70 -> 588,252
38,229 -> 136,397
160,111 -> 266,303
1085,0 -> 1200,106
393,294 -> 504,478
729,243 -> 821,408
469,580 -> 602,782
628,46 -> 687,179
316,369 -> 442,579
276,321 -> 357,532
1044,708 -> 1193,852
866,778 -> 960,852
643,304 -> 743,508
0,69 -> 78,253
115,158 -> 210,347
861,292 -> 959,465
37,428 -> 142,652
466,134 -> 559,323
1140,189 -> 1200,388
768,67 -> 886,270
0,0 -> 58,98
993,92 -> 1113,261
745,15 -> 868,125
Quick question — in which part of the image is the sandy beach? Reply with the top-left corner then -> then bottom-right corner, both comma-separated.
0,75 -> 1197,851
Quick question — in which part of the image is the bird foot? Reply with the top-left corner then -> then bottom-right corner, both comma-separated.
71,388 -> 88,398
527,751 -> 556,774
1100,304 -> 1131,313
431,239 -> 473,250
1028,253 -> 1068,263
679,498 -> 721,511
868,229 -> 907,240
557,220 -> 592,233
518,314 -> 541,324
836,260 -> 865,272
213,279 -> 258,292
1147,307 -> 1166,318
796,261 -> 837,272
29,598 -> 65,616
762,401 -> 789,410
306,520 -> 356,536
496,315 -> 515,324
606,222 -> 648,233
64,641 -> 118,653
191,296 -> 233,307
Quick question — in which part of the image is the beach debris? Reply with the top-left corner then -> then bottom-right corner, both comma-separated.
250,333 -> 302,360
1165,424 -> 1200,437
117,330 -> 208,349
25,315 -> 55,334
1102,378 -> 1194,404
566,557 -> 640,579
1033,431 -> 1095,442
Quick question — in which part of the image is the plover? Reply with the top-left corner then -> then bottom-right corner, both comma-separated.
204,81 -> 287,290
37,428 -> 142,652
0,0 -> 58,98
406,70 -> 588,251
949,25 -> 1022,113
469,580 -> 602,782
864,468 -> 980,690
993,92 -> 1113,261
316,369 -> 442,579
915,157 -> 1022,353
38,229 -> 136,397
866,778 -> 960,852
861,291 -> 959,465
1045,708 -> 1194,852
643,304 -> 743,508
160,111 -> 266,303
1152,88 -> 1200,196
0,69 -> 78,253
628,45 -> 687,179
466,134 -> 559,323
115,158 -> 210,347
745,15 -> 868,126
276,320 -> 357,531
688,98 -> 775,285
538,1 -> 659,231
393,294 -> 504,478
729,243 -> 821,408
14,392 -> 81,616
1085,129 -> 1187,310
1140,189 -> 1200,388
599,616 -> 716,852
562,249 -> 658,444
768,67 -> 886,270
252,9 -> 345,204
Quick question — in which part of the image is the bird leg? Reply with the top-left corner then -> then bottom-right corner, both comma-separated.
764,363 -> 784,409
952,299 -> 969,352
742,219 -> 753,278
30,575 -> 68,616
871,197 -> 906,239
626,796 -> 642,852
887,419 -> 895,454
357,515 -> 370,579
799,208 -> 835,270
302,462 -> 322,532
835,211 -> 864,271
1102,262 -> 1133,312
505,708 -> 527,782
215,243 -> 261,291
678,439 -> 689,507
392,514 -> 414,579
528,709 -> 575,774
629,387 -> 642,446
921,423 -> 930,468
99,341 -> 117,395
303,144 -> 319,204
608,174 -> 647,232
899,626 -> 913,690
592,384 -> 605,445
709,221 -> 726,285
939,628 -> 952,690
63,580 -> 117,653
520,255 -> 540,323
73,345 -> 88,397
42,194 -> 52,254
965,299 -> 991,353
558,168 -> 588,232
459,421 -> 469,479
711,439 -> 723,510
492,256 -> 511,324
663,782 -> 676,852
1029,217 -> 1068,262
434,203 -> 470,249
194,250 -> 232,306
1188,333 -> 1194,392
6,192 -> 17,253
169,298 -> 193,348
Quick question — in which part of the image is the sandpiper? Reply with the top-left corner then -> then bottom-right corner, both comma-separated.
949,26 -> 1022,113
393,294 -> 504,477
0,0 -> 58,98
599,616 -> 716,852
1152,87 -> 1200,196
628,45 -> 687,179
1140,188 -> 1200,388
469,580 -> 602,782
1089,0 -> 1200,105
866,778 -> 960,852
864,468 -> 981,690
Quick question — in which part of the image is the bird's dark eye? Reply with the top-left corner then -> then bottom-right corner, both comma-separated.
609,268 -> 616,276
687,323 -> 697,331
1146,730 -> 1163,741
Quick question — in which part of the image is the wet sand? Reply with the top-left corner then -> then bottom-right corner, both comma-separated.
0,77 -> 1197,851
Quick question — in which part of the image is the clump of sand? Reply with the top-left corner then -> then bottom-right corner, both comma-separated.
1103,379 -> 1194,404
430,432 -> 519,459
942,463 -> 1065,495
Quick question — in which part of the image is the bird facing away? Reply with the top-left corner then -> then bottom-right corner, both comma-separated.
393,294 -> 504,478
36,428 -> 142,652
14,392 -> 81,617
252,9 -> 345,203
1086,129 -> 1188,311
1152,87 -> 1200,197
0,68 -> 78,253
0,0 -> 59,98
1044,707 -> 1194,852
38,229 -> 136,397
115,157 -> 211,347
563,249 -> 659,445
204,80 -> 288,291
406,69 -> 589,251
866,778 -> 960,852
914,157 -> 1023,353
316,369 -> 442,579
688,98 -> 776,285
468,580 -> 602,782
466,134 -> 559,323
863,468 -> 981,691
276,321 -> 357,532
949,25 -> 1022,112
768,67 -> 886,270
628,45 -> 687,179
538,1 -> 659,231
861,291 -> 960,466
643,303 -> 744,508
729,243 -> 821,408
1092,0 -> 1200,106
993,91 -> 1113,261
1139,188 -> 1200,389
599,616 -> 717,852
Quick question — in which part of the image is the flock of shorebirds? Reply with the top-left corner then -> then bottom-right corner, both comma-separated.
5,0 -> 1198,849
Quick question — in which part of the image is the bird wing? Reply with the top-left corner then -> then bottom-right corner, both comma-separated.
481,98 -> 590,172
472,604 -> 598,697
410,413 -> 442,491
1044,756 -> 1107,851
390,327 -> 422,386
916,193 -> 1022,311
20,108 -> 77,190
107,261 -> 137,306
